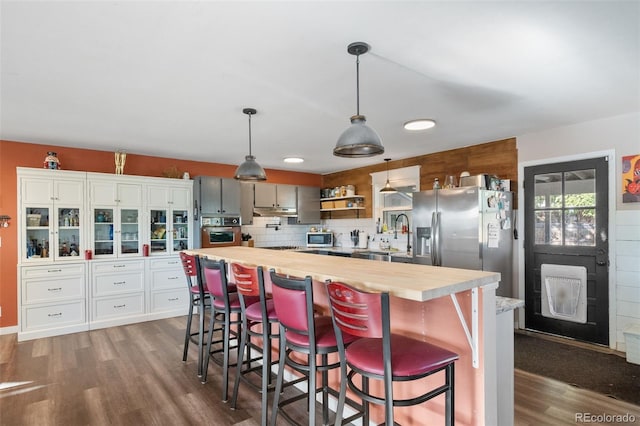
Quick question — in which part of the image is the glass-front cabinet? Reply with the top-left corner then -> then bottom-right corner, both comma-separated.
24,206 -> 83,261
150,208 -> 189,255
147,184 -> 191,256
92,207 -> 141,257
88,175 -> 144,259
20,171 -> 86,263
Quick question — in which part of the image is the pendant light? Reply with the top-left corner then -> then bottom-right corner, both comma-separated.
380,158 -> 397,193
234,108 -> 267,181
334,42 -> 384,158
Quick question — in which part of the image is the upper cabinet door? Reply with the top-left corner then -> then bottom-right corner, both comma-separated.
54,180 -> 85,205
253,183 -> 296,209
198,177 -> 223,214
117,183 -> 143,206
22,177 -> 84,206
220,178 -> 241,215
276,185 -> 296,209
21,178 -> 54,205
90,181 -> 118,205
91,181 -> 142,206
198,177 -> 241,215
254,183 -> 277,208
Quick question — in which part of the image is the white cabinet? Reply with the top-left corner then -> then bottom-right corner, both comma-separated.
147,257 -> 188,315
18,168 -> 86,263
19,262 -> 88,339
17,168 -> 194,341
147,184 -> 192,256
88,174 -> 144,259
254,183 -> 296,209
90,260 -> 145,327
90,180 -> 142,206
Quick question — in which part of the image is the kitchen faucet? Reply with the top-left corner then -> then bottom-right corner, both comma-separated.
394,213 -> 411,255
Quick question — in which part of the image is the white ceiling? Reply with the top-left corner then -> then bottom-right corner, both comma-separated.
1,1 -> 638,175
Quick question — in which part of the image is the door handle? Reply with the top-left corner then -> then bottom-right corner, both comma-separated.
597,260 -> 608,266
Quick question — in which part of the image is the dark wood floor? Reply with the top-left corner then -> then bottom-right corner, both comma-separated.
1,317 -> 639,425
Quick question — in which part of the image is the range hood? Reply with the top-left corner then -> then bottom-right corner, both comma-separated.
253,206 -> 297,218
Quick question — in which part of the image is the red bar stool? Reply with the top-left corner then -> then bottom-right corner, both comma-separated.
269,271 -> 361,426
326,281 -> 460,426
179,252 -> 211,377
229,263 -> 278,426
199,257 -> 241,402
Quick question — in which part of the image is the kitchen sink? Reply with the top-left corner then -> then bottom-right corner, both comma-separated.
352,251 -> 413,263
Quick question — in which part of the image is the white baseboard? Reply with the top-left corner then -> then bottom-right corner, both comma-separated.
0,325 -> 19,335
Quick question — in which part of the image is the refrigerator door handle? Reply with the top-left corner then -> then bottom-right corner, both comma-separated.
434,211 -> 442,266
430,212 -> 437,265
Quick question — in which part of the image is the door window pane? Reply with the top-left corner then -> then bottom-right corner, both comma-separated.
535,210 -> 562,245
564,169 -> 596,208
534,173 -> 562,208
565,208 -> 596,246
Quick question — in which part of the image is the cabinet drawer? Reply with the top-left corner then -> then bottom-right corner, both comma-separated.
151,289 -> 188,312
22,263 -> 85,278
150,269 -> 183,290
92,260 -> 144,274
148,257 -> 182,270
22,300 -> 86,330
94,272 -> 144,296
22,275 -> 85,305
92,293 -> 145,320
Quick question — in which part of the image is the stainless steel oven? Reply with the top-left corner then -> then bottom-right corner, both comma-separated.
201,216 -> 242,248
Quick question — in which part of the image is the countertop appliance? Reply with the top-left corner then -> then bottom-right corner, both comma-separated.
412,187 -> 514,297
199,216 -> 242,248
306,231 -> 333,248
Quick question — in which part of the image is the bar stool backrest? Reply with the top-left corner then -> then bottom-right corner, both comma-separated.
200,257 -> 230,299
180,251 -> 205,299
269,271 -> 314,337
230,263 -> 262,297
326,281 -> 386,339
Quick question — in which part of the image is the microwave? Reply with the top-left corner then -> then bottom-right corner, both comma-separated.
306,232 -> 334,248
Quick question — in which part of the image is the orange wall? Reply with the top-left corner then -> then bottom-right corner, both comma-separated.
0,139 -> 321,328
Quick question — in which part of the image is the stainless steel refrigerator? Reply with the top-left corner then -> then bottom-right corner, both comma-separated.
412,187 -> 514,297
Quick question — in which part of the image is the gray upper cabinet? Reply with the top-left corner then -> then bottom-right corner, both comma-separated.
254,183 -> 296,209
296,186 -> 321,224
196,177 -> 241,216
240,182 -> 255,225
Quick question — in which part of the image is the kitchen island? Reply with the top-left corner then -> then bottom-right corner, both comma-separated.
187,246 -> 504,425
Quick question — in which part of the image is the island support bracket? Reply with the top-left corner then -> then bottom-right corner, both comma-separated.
450,287 -> 479,368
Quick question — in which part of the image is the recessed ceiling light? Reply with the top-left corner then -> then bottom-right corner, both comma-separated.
403,119 -> 436,131
283,157 -> 304,163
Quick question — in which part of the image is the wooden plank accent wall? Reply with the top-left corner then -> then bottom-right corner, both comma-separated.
321,138 -> 518,219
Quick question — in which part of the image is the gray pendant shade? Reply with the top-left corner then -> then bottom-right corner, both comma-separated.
234,155 -> 267,181
334,42 -> 384,158
234,108 -> 267,181
334,115 -> 384,158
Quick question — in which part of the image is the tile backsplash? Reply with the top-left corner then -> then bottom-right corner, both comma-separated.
242,216 -> 409,252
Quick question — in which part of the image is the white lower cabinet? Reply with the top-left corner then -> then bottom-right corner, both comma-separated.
18,256 -> 189,341
90,259 -> 145,328
148,257 -> 188,315
19,263 -> 88,340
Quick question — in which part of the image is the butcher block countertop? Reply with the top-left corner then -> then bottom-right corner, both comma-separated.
186,246 -> 500,302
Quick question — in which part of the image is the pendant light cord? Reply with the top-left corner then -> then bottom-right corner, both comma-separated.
355,55 -> 360,116
247,112 -> 253,156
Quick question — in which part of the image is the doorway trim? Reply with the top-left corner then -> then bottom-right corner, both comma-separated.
517,149 -> 617,349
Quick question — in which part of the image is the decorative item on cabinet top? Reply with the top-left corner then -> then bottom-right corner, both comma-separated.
43,151 -> 61,170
